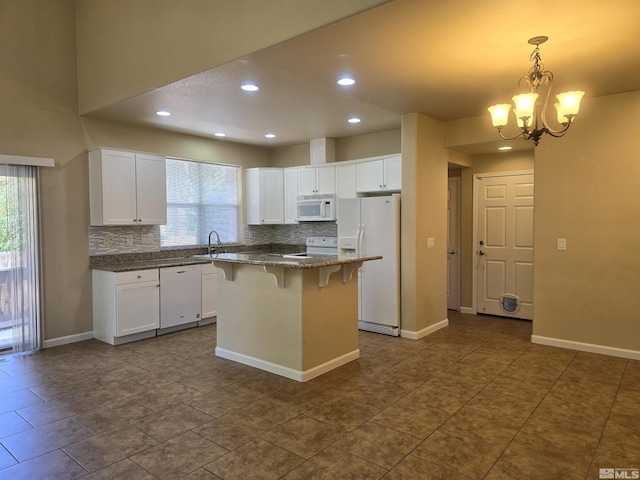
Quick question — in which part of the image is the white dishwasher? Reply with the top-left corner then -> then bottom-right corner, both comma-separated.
159,265 -> 202,331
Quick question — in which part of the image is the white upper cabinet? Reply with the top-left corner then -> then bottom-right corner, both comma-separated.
297,165 -> 335,195
384,154 -> 402,191
356,155 -> 402,193
284,167 -> 299,224
89,149 -> 167,226
134,154 -> 168,225
246,168 -> 284,225
336,164 -> 357,199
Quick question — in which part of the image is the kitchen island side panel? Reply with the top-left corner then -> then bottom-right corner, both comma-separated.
216,263 -> 305,371
301,269 -> 359,371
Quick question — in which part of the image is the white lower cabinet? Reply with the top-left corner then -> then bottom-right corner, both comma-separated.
93,269 -> 160,345
201,262 -> 218,320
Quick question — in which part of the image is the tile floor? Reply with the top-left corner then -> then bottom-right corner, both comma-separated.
0,312 -> 639,479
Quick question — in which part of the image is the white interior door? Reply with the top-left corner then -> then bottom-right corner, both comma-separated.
476,173 -> 534,320
447,178 -> 460,310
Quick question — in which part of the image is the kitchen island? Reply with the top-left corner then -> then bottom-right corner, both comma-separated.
210,252 -> 381,382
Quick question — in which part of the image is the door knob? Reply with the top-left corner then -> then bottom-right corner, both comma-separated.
448,249 -> 456,255
479,250 -> 485,255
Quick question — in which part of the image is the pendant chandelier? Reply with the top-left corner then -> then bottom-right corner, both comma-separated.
488,36 -> 585,146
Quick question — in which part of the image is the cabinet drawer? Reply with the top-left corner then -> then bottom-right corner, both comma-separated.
201,262 -> 217,275
117,269 -> 159,285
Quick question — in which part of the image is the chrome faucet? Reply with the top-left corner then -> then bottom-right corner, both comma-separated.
208,230 -> 222,256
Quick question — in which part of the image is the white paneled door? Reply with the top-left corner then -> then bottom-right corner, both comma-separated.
447,178 -> 460,310
476,173 -> 534,320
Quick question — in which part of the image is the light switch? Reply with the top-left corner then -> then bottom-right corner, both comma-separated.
427,237 -> 435,248
557,238 -> 567,251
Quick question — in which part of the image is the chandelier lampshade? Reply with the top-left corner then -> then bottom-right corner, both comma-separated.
488,36 -> 585,146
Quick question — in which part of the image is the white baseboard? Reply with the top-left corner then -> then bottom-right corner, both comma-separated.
401,318 -> 449,340
43,331 -> 94,349
531,335 -> 640,361
214,347 -> 360,382
459,307 -> 475,315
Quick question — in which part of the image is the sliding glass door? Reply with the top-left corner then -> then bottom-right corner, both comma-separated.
0,164 -> 41,353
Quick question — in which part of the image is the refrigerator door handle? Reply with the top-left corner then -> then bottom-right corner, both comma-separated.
358,225 -> 366,274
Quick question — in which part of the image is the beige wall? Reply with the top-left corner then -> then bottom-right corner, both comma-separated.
2,1 -> 274,342
270,143 -> 310,168
458,150 -> 535,308
533,91 -> 640,352
76,0 -> 386,113
401,113 -> 448,335
270,129 -> 402,168
335,129 -> 401,161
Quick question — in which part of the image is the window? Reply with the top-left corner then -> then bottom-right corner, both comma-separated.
161,159 -> 239,247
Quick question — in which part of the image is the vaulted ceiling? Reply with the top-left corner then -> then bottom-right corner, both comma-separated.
84,0 -> 640,152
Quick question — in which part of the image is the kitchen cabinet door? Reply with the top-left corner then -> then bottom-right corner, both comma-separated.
89,149 -> 137,225
316,166 -> 336,194
284,168 -> 299,224
356,159 -> 384,193
116,280 -> 160,336
297,167 -> 317,195
336,164 -> 356,199
246,168 -> 284,224
201,263 -> 218,319
384,155 -> 402,191
135,153 -> 167,225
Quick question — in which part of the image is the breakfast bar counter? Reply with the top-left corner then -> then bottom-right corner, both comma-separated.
210,252 -> 381,382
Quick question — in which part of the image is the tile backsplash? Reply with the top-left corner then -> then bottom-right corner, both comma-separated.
244,223 -> 337,246
89,222 -> 337,256
89,226 -> 161,255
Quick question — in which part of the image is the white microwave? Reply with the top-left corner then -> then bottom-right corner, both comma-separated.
296,194 -> 336,222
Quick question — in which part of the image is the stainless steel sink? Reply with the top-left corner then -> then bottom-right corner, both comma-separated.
282,252 -> 312,259
192,254 -> 217,260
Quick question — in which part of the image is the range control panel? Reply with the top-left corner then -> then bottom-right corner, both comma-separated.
306,236 -> 338,248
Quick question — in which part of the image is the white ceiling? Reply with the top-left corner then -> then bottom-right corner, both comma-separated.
87,0 -> 640,152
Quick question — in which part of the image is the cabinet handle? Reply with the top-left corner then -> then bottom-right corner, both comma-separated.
177,270 -> 186,274
137,275 -> 142,279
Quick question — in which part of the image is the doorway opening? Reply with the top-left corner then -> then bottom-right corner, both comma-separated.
473,171 -> 534,321
0,164 -> 42,354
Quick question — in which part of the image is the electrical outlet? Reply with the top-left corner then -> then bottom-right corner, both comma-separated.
102,235 -> 110,247
557,238 -> 567,251
427,237 -> 435,248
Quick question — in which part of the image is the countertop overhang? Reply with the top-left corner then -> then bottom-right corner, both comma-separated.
208,252 -> 382,269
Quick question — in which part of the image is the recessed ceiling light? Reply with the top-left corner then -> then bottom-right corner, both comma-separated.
241,84 -> 259,92
155,110 -> 171,116
264,133 -> 276,139
337,77 -> 355,86
347,117 -> 361,124
498,146 -> 513,151
214,132 -> 226,137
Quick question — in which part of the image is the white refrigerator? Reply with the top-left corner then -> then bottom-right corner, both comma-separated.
337,195 -> 400,336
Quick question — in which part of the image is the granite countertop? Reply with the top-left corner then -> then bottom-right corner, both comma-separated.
208,252 -> 382,269
91,257 -> 215,272
91,252 -> 382,273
